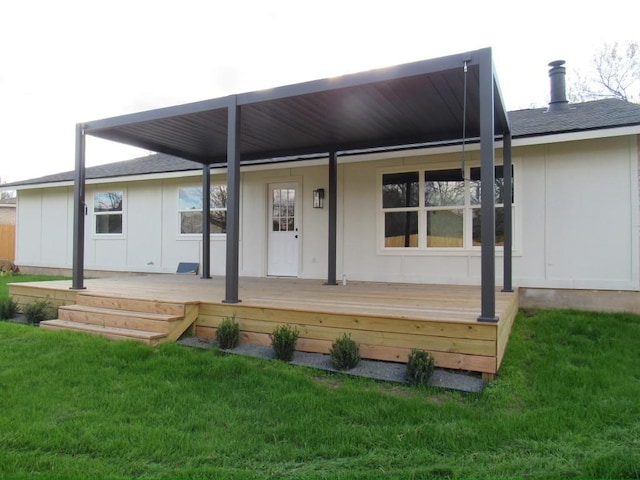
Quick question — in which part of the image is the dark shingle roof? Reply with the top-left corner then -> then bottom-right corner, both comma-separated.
9,154 -> 202,187
7,99 -> 640,188
510,98 -> 640,137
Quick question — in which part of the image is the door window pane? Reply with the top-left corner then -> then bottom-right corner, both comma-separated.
272,188 -> 295,232
286,189 -> 295,216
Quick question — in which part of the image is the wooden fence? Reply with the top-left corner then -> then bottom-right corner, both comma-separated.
0,224 -> 16,262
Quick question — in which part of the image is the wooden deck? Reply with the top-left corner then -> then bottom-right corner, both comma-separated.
9,275 -> 518,377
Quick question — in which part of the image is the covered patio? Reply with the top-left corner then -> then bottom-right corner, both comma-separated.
72,47 -> 513,323
19,47 -> 519,378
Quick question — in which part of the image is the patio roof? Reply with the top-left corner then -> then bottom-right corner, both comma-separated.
72,47 -> 512,322
83,48 -> 510,164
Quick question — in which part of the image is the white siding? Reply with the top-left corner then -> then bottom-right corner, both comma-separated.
14,133 -> 640,290
16,190 -> 43,265
515,137 -> 639,289
16,187 -> 73,268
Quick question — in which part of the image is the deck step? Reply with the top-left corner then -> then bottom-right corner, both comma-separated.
40,319 -> 166,345
76,294 -> 187,316
58,304 -> 182,333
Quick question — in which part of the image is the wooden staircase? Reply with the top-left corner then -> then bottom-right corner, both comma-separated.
40,293 -> 198,346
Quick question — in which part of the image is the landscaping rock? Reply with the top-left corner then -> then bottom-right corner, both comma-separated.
177,337 -> 484,393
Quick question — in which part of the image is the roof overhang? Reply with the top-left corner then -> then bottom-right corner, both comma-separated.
83,47 -> 510,165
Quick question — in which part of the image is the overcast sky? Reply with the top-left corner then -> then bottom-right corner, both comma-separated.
0,0 -> 637,183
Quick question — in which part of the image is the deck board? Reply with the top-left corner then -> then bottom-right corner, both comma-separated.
9,275 -> 518,375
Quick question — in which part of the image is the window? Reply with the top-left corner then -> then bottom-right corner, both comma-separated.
178,185 -> 227,234
94,191 -> 123,235
382,172 -> 419,247
469,166 -> 511,246
381,165 -> 513,250
272,188 -> 295,232
425,169 -> 464,247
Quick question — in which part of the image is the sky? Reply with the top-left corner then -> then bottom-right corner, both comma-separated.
0,0 -> 637,184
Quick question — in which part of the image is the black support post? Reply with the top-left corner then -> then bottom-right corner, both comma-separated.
327,151 -> 338,285
201,164 -> 211,279
223,97 -> 241,303
502,132 -> 513,293
477,49 -> 498,322
71,123 -> 86,290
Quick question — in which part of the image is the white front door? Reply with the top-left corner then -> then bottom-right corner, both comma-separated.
268,183 -> 299,276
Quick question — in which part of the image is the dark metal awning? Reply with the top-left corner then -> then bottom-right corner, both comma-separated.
83,47 -> 510,164
73,47 -> 513,323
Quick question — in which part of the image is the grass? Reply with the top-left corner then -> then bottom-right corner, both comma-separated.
0,274 -> 69,301
0,281 -> 639,477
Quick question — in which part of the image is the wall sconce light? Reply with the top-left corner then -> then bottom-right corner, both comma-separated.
313,188 -> 325,209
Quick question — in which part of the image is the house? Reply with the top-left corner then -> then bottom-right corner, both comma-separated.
3,48 -> 640,378
6,58 -> 640,306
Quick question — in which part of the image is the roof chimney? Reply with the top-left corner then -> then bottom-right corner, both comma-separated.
547,60 -> 569,112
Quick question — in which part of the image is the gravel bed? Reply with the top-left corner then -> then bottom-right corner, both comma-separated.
178,337 -> 484,393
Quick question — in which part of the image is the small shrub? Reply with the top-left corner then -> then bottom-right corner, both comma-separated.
23,299 -> 55,325
216,316 -> 240,349
271,324 -> 299,362
0,259 -> 19,274
405,349 -> 435,386
329,333 -> 360,370
0,296 -> 20,320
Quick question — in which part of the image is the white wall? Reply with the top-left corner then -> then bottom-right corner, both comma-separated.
514,137 -> 639,290
16,187 -> 72,268
14,133 -> 640,290
337,136 -> 639,290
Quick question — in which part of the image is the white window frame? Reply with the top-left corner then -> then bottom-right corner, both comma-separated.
378,162 -> 517,253
93,190 -> 125,237
178,184 -> 228,236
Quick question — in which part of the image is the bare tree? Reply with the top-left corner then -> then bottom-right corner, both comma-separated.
570,41 -> 640,103
0,177 -> 16,200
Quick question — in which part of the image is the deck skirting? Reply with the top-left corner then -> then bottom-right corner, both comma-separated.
8,276 -> 518,375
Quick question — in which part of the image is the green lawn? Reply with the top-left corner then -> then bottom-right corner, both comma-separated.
0,274 -> 69,300
0,278 -> 639,478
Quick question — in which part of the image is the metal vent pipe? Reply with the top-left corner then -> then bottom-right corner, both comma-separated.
547,60 -> 569,112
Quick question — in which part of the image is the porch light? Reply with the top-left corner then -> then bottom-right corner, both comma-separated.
313,188 -> 325,208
